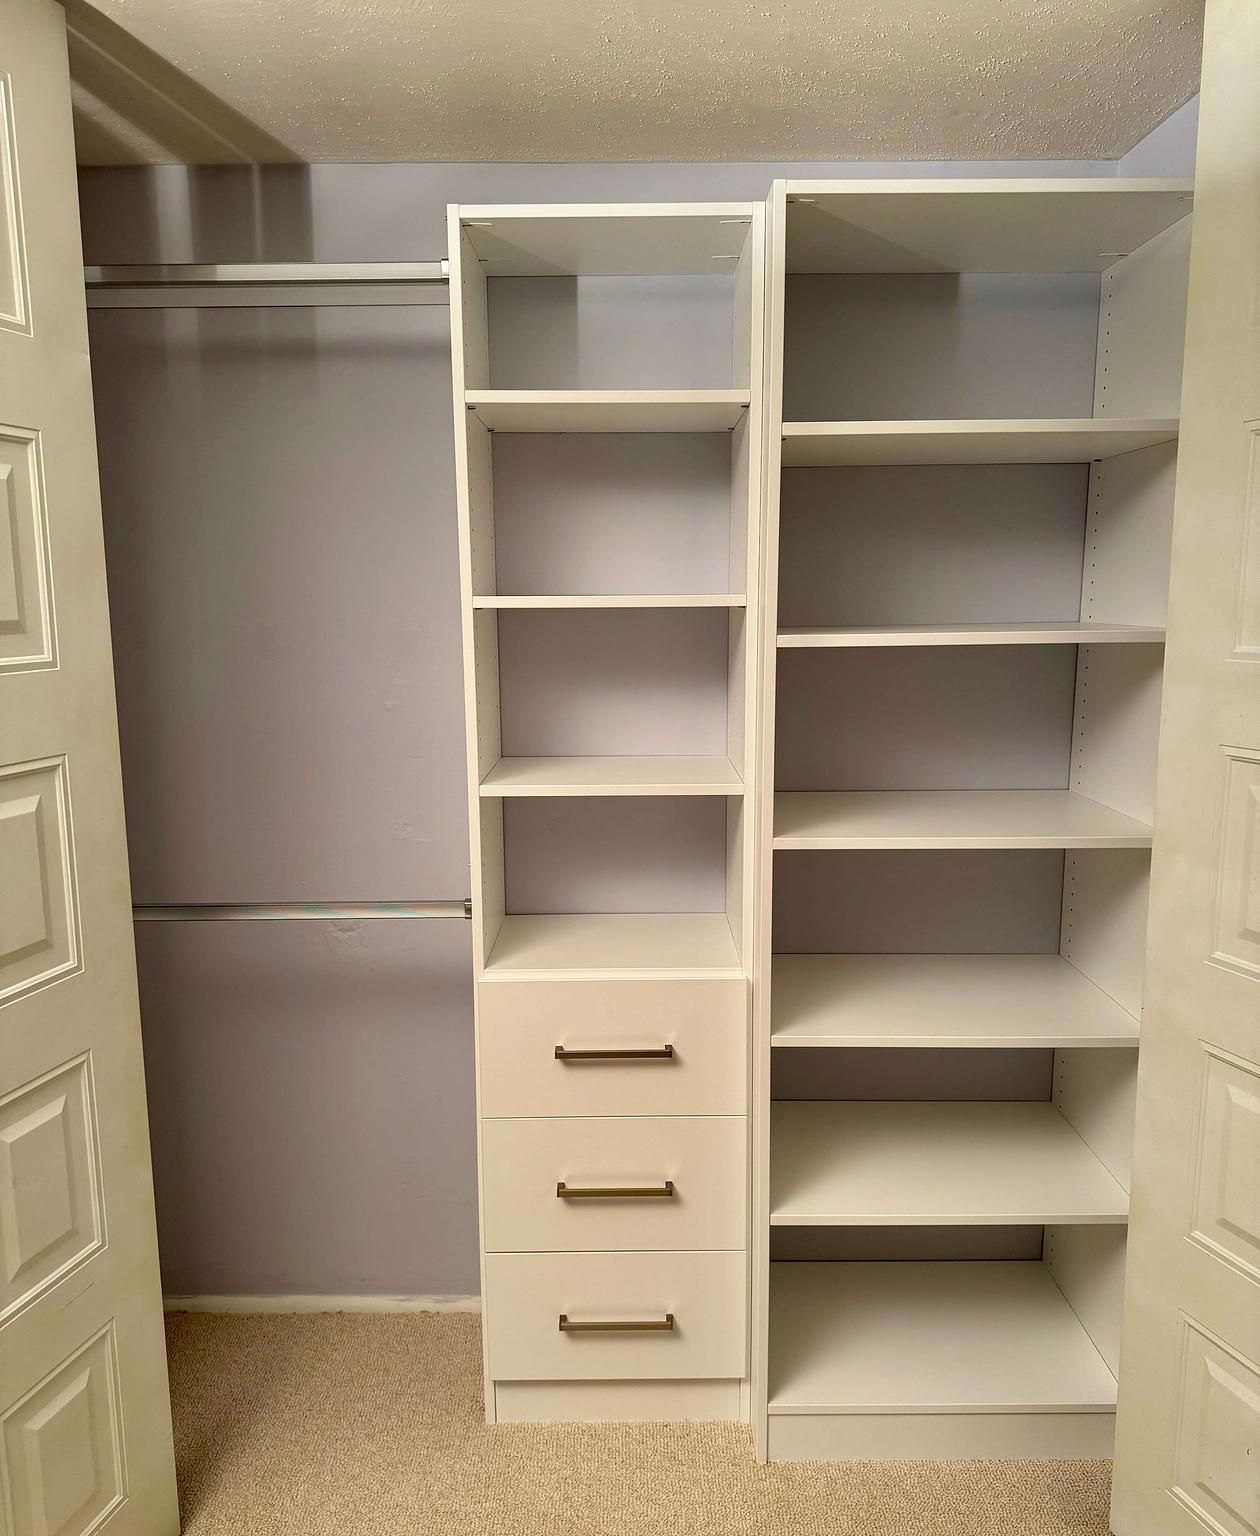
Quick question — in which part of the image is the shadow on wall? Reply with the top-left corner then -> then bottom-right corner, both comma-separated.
66,0 -> 316,270
65,0 -> 299,165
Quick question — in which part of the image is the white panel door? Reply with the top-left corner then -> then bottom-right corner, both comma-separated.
0,2 -> 178,1533
1111,3 -> 1260,1534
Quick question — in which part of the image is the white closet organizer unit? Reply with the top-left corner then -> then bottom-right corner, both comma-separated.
753,180 -> 1194,1460
448,204 -> 765,1422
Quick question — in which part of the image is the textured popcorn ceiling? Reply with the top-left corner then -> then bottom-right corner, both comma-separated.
67,0 -> 1203,166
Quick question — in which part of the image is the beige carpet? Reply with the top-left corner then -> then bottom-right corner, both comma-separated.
165,1310 -> 1112,1535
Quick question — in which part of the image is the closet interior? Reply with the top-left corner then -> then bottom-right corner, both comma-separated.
449,206 -> 764,1421
754,180 -> 1195,1460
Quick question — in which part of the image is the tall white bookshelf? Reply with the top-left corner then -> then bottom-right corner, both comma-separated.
448,204 -> 764,1422
752,180 -> 1194,1460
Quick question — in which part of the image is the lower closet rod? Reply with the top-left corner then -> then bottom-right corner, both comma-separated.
133,900 -> 472,922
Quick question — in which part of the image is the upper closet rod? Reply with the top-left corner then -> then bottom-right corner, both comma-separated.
84,260 -> 450,308
134,900 -> 472,922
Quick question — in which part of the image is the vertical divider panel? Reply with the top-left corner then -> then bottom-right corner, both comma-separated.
1060,849 -> 1151,1018
1081,445 -> 1178,628
1070,643 -> 1165,824
449,210 -> 497,1416
1045,1224 -> 1127,1377
733,206 -> 767,1422
1053,1047 -> 1138,1191
450,216 -> 495,964
1093,216 -> 1193,421
750,185 -> 787,1461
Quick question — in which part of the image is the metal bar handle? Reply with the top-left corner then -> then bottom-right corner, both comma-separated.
558,1313 -> 675,1333
554,1045 -> 675,1062
556,1181 -> 675,1200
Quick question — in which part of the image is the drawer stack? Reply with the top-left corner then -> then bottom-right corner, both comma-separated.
480,979 -> 748,1412
448,204 -> 765,1422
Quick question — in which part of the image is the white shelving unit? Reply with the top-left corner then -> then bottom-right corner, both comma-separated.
450,203 -> 764,1422
752,178 -> 1193,1461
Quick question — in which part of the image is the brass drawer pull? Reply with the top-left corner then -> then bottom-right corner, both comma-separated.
554,1045 -> 675,1062
556,1180 -> 675,1200
558,1313 -> 675,1333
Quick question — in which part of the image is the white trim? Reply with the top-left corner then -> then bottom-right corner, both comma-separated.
163,1293 -> 481,1315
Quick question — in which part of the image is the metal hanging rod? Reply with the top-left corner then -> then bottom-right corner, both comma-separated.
133,900 -> 472,923
85,261 -> 450,309
85,261 -> 449,287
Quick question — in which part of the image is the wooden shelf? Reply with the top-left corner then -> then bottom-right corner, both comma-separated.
783,178 -> 1193,275
483,913 -> 743,978
772,790 -> 1153,849
771,954 -> 1140,1049
780,418 -> 1179,467
466,391 -> 750,433
459,204 -> 756,276
480,756 -> 744,797
474,594 -> 746,609
777,622 -> 1164,648
770,1101 -> 1129,1225
769,1262 -> 1118,1413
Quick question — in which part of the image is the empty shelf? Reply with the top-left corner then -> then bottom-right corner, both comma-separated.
771,954 -> 1140,1049
770,1101 -> 1129,1226
769,1262 -> 1118,1414
459,204 -> 756,276
466,391 -> 750,432
484,913 -> 742,978
474,594 -> 746,609
777,622 -> 1164,648
783,178 -> 1193,275
480,756 -> 744,797
772,790 -> 1153,849
780,418 -> 1179,467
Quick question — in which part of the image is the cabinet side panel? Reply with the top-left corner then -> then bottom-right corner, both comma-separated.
1070,643 -> 1164,825
1046,1225 -> 1127,1377
1054,1047 -> 1138,1191
1081,444 -> 1177,629
1094,216 -> 1193,419
1059,848 -> 1149,1017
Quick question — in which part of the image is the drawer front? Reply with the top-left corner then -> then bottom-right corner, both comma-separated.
478,978 -> 747,1118
482,1115 -> 746,1253
484,1250 -> 747,1381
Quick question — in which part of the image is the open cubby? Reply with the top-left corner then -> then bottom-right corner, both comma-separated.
489,432 -> 740,598
493,608 -> 736,759
487,275 -> 738,390
498,796 -> 732,915
754,179 -> 1191,1462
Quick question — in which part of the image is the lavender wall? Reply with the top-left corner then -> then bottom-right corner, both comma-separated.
78,110 -> 1197,1299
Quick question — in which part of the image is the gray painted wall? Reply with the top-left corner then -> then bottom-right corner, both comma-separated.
78,107 -> 1198,1299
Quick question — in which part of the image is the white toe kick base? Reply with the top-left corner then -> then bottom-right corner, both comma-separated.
493,1380 -> 744,1424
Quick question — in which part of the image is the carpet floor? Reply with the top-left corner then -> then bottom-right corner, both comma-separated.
165,1310 -> 1113,1535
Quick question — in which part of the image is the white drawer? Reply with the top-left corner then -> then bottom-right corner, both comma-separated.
484,1250 -> 747,1381
478,978 -> 747,1118
482,1115 -> 746,1253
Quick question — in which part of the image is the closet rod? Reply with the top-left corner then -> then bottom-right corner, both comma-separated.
84,261 -> 450,308
133,900 -> 472,922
